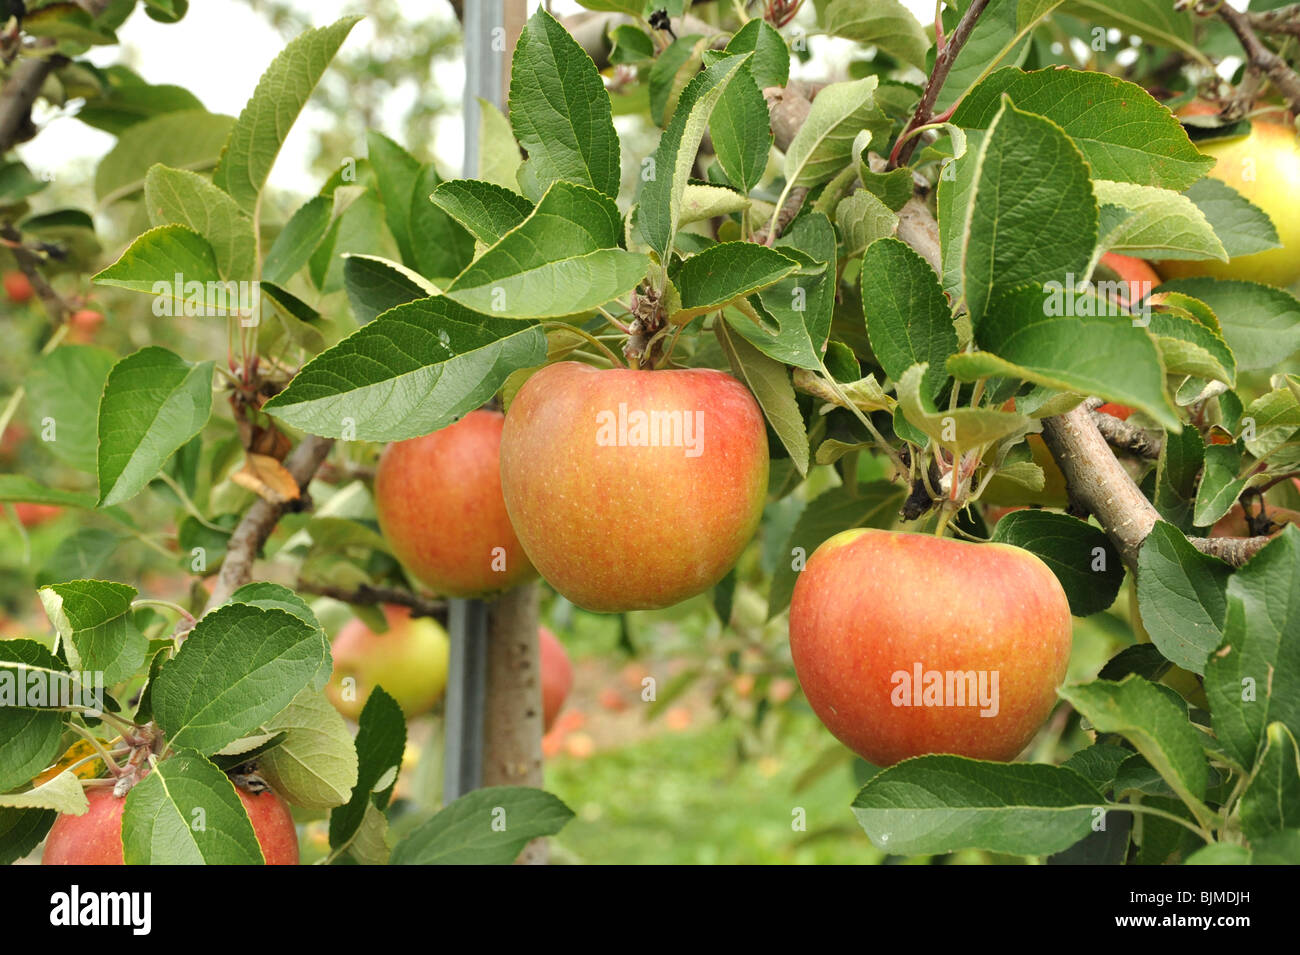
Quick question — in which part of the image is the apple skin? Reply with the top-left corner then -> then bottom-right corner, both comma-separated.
499,362 -> 769,612
43,785 -> 299,864
789,528 -> 1072,766
1157,120 -> 1300,287
1097,252 -> 1160,308
376,410 -> 536,598
539,626 -> 573,732
3,271 -> 33,303
14,503 -> 61,527
1095,402 -> 1134,420
325,604 -> 450,721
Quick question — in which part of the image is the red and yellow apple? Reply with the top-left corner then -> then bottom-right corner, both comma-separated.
325,604 -> 450,721
1159,117 -> 1300,286
789,528 -> 1072,766
499,362 -> 768,612
539,625 -> 572,732
3,271 -> 33,303
43,784 -> 299,864
375,409 -> 535,598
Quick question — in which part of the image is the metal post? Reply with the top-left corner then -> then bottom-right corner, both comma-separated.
442,0 -> 506,804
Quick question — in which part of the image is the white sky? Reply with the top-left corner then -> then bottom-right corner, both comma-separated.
13,0 -> 1237,206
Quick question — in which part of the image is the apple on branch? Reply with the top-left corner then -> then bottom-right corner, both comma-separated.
499,362 -> 768,613
325,604 -> 450,721
789,529 -> 1072,766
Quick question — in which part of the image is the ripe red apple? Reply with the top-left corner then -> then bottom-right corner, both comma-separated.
1097,252 -> 1160,308
325,604 -> 450,720
67,309 -> 104,344
14,503 -> 61,527
1158,118 -> 1300,286
3,271 -> 33,303
43,784 -> 299,864
499,362 -> 769,612
375,409 -> 535,597
789,528 -> 1072,766
539,625 -> 572,731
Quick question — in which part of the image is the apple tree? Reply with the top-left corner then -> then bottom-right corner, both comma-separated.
2,0 -> 1300,865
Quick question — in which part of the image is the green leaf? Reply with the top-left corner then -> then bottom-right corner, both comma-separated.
38,579 -> 146,687
329,687 -> 405,852
650,36 -> 705,129
0,477 -> 96,510
258,689 -> 359,810
933,0 -> 1041,113
716,323 -> 808,476
1251,829 -> 1300,863
263,296 -> 547,442
667,243 -> 800,324
1185,843 -> 1251,865
477,99 -> 523,191
366,130 -> 424,269
1180,176 -> 1281,259
94,110 -> 235,204
390,786 -> 574,865
1062,0 -> 1199,61
639,52 -> 752,260
309,189 -> 392,294
430,179 -> 533,245
1060,676 -> 1210,818
212,16 -> 361,213
851,756 -> 1102,856
151,603 -> 324,754
784,77 -> 883,189
897,363 -> 1031,451
342,254 -> 434,324
0,641 -> 68,792
953,97 -> 1098,329
96,346 -> 214,507
37,530 -> 123,587
947,286 -> 1179,432
1242,387 -> 1300,460
1062,742 -> 1134,795
767,483 -> 904,616
1205,527 -> 1300,770
835,189 -> 899,262
92,225 -> 222,305
723,18 -> 789,89
1154,278 -> 1300,373
678,183 -> 750,225
406,163 -> 476,281
142,164 -> 256,281
1147,308 -> 1235,388
1154,422 -> 1204,531
0,808 -> 55,864
263,195 -> 332,285
951,68 -> 1213,190
24,345 -> 114,474
1136,522 -> 1230,675
861,237 -> 956,403
1240,723 -> 1300,844
709,64 -> 771,194
444,181 -> 648,318
122,751 -> 264,864
508,8 -> 620,200
823,0 -> 930,70
1193,443 -> 1248,527
990,510 -> 1123,617
730,211 -> 838,369
1094,179 -> 1225,261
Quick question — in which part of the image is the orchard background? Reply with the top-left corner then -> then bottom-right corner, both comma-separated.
1,0 -> 1299,866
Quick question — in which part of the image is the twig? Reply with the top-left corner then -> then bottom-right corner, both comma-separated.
890,0 -> 991,168
1210,0 -> 1300,114
0,225 -> 73,325
0,54 -> 60,154
1246,3 -> 1300,38
1090,405 -> 1163,460
294,581 -> 446,619
204,435 -> 335,614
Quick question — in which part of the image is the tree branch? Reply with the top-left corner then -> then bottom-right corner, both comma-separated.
1090,402 -> 1162,460
295,580 -> 446,620
0,55 -> 58,154
1245,3 -> 1300,38
889,0 -> 990,168
1211,0 -> 1300,114
204,435 -> 335,614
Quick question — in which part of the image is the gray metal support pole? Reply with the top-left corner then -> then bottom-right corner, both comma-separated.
442,0 -> 506,805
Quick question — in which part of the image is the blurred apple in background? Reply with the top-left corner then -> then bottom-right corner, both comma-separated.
3,271 -> 33,303
325,605 -> 450,721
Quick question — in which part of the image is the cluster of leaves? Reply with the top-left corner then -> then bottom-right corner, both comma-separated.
2,0 -> 1299,864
